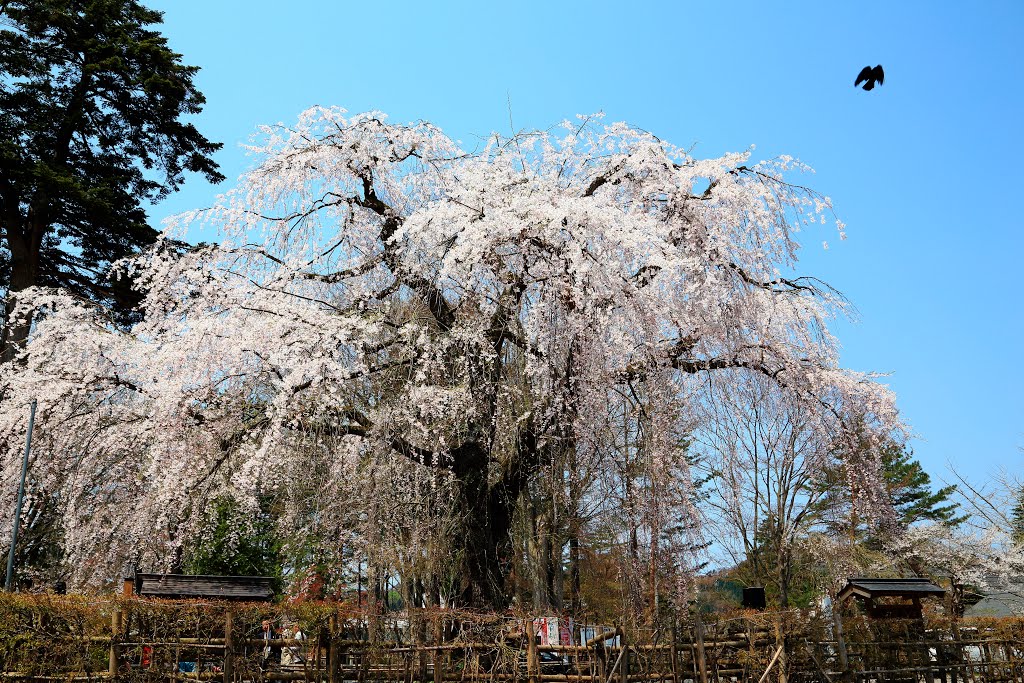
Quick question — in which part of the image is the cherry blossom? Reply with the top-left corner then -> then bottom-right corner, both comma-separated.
0,109 -> 900,605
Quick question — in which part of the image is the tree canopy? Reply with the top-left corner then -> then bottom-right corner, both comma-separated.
0,109 -> 902,609
0,0 -> 222,359
816,436 -> 964,543
883,443 -> 963,528
706,424 -> 965,607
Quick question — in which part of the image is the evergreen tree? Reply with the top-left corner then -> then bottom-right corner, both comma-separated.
0,0 -> 222,359
816,439 -> 964,542
1011,486 -> 1024,546
881,442 -> 965,527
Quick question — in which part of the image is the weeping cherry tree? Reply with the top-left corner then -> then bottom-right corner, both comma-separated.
0,109 -> 900,608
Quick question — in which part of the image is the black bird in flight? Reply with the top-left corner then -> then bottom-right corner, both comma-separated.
855,65 -> 885,91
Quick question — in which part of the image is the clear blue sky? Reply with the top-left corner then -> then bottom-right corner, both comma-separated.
146,0 -> 1023,488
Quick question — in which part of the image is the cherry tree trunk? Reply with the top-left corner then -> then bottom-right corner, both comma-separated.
451,439 -> 532,609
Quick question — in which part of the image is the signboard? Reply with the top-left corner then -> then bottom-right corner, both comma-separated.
533,617 -> 575,646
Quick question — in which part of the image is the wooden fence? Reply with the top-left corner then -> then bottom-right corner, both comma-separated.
0,597 -> 1021,682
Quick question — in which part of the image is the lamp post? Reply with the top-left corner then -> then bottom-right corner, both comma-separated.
5,399 -> 36,591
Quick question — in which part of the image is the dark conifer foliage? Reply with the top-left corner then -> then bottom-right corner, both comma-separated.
0,0 -> 222,356
881,443 -> 964,528
1011,486 -> 1024,546
816,438 -> 965,542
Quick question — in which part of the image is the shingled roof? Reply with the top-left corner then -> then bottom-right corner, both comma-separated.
838,577 -> 945,601
134,573 -> 275,601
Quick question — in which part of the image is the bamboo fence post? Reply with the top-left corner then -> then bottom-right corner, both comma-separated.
670,621 -> 680,683
433,616 -> 443,683
921,633 -> 936,683
223,610 -> 234,683
745,620 -> 755,682
773,618 -> 788,683
527,620 -> 540,683
618,630 -> 629,683
405,611 -> 416,683
693,611 -> 708,683
417,615 -> 427,683
987,639 -> 996,683
983,641 -> 995,683
948,616 -> 963,683
108,607 -> 121,677
709,620 -> 721,683
1007,638 -> 1015,683
935,635 -> 949,683
831,604 -> 851,683
965,635 -> 979,683
357,638 -> 367,683
314,624 -> 322,681
1006,638 -> 1020,683
329,613 -> 340,683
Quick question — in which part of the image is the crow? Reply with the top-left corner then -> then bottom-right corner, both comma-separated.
855,65 -> 884,91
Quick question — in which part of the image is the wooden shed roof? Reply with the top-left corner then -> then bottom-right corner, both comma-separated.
134,573 -> 275,601
838,577 -> 945,601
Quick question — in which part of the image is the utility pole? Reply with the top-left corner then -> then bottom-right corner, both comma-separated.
5,399 -> 36,591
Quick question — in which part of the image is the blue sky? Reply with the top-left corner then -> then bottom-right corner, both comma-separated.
146,0 -> 1023,487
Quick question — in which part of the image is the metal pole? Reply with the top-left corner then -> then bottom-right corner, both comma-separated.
5,399 -> 36,591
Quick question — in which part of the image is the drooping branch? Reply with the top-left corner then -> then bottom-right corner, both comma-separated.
727,263 -> 846,299
354,172 -> 457,330
229,244 -> 384,285
286,357 -> 414,396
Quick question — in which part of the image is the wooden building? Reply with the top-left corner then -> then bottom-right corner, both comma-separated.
126,573 -> 275,601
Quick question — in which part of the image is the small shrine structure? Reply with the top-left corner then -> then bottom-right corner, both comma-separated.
837,577 -> 945,619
